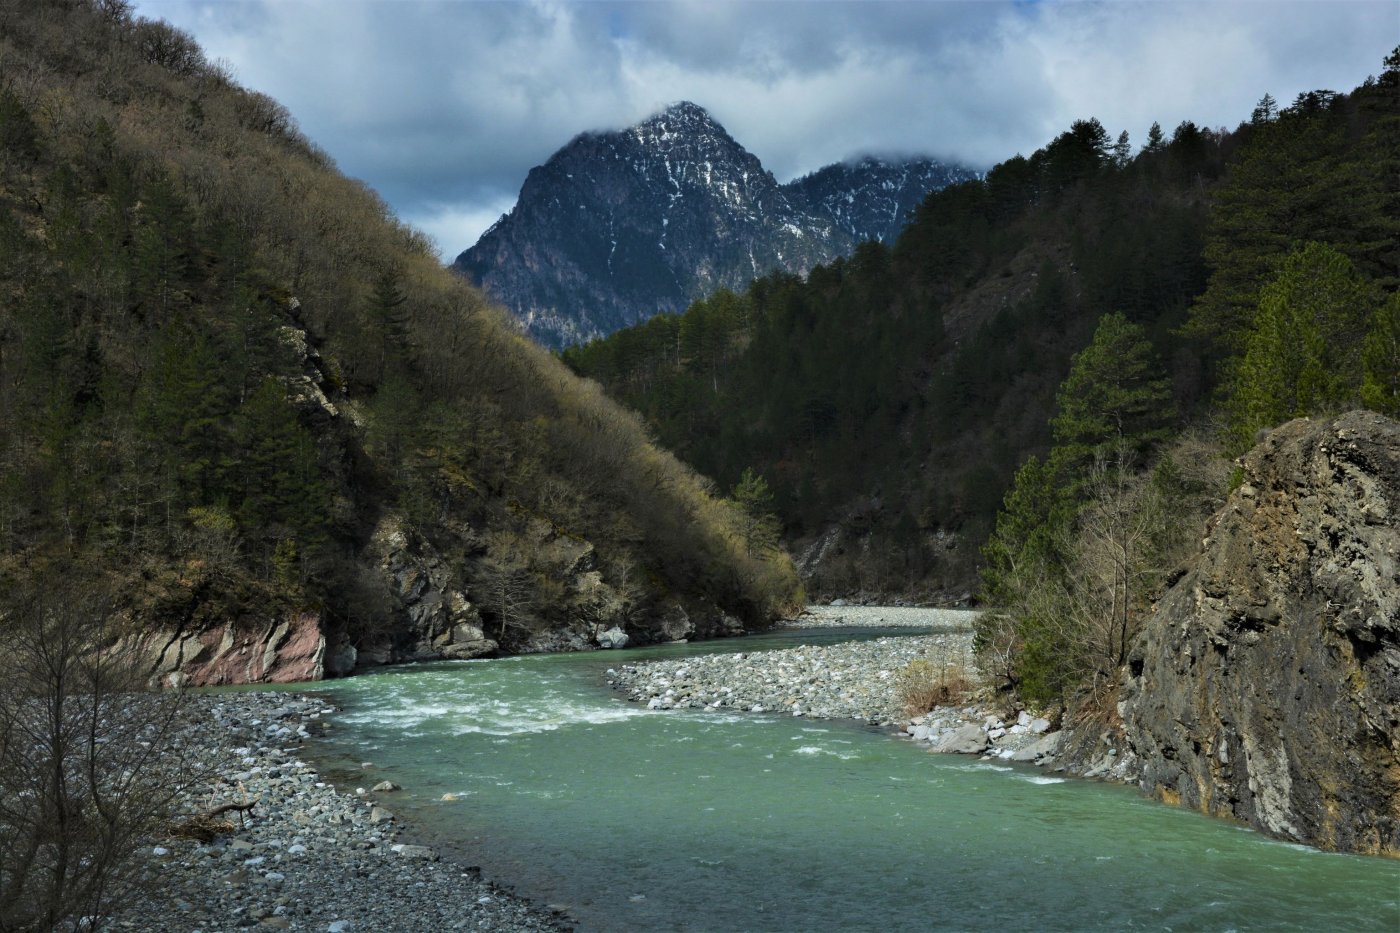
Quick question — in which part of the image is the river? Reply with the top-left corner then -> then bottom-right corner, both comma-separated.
299,626 -> 1400,932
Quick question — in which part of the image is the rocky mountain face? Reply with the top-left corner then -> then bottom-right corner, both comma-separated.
1120,412 -> 1400,855
784,156 -> 973,246
453,102 -> 977,347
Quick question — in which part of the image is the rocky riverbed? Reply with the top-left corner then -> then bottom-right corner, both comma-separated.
609,612 -> 1133,780
607,630 -> 975,723
779,604 -> 981,629
114,693 -> 569,933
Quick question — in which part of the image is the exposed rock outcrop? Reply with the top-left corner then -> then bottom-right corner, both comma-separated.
358,514 -> 497,668
1121,411 -> 1400,855
131,612 -> 328,688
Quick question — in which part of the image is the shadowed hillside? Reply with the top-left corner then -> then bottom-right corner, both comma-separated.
0,0 -> 800,681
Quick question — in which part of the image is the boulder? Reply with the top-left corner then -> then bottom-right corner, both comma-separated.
597,627 -> 629,649
653,603 -> 695,642
1122,412 -> 1400,855
930,723 -> 988,755
440,621 -> 497,659
1009,731 -> 1064,763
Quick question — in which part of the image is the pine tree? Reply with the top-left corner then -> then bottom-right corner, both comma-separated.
1112,130 -> 1131,167
979,455 -> 1069,607
1142,121 -> 1166,153
1050,312 -> 1175,482
367,267 -> 411,379
730,468 -> 781,557
233,378 -> 331,567
976,454 -> 1076,702
1189,63 -> 1397,354
140,328 -> 235,506
1229,242 -> 1377,445
1250,93 -> 1279,124
1360,292 -> 1400,417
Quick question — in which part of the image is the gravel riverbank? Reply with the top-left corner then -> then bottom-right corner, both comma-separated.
611,607 -> 1101,774
608,620 -> 978,725
779,604 -> 980,630
116,608 -> 1121,932
114,693 -> 570,933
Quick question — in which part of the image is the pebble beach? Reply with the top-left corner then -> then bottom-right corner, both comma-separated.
113,693 -> 570,933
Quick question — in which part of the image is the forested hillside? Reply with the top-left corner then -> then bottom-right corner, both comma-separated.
564,54 -> 1399,607
0,0 -> 799,677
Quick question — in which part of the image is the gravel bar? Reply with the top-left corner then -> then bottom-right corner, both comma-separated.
114,693 -> 570,933
610,606 -> 1080,769
608,629 -> 977,724
780,604 -> 981,630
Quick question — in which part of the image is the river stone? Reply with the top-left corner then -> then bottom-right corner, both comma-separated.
372,780 -> 400,792
391,844 -> 437,860
932,724 -> 988,754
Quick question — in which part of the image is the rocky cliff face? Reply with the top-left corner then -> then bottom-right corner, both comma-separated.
1121,411 -> 1400,855
453,102 -> 977,348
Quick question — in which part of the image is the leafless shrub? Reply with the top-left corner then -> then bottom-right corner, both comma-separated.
0,575 -> 207,933
896,658 -> 977,717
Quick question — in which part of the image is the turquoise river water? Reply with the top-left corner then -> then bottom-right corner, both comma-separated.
296,627 -> 1400,933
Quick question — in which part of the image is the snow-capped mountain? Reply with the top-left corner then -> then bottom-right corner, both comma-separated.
453,102 -> 978,348
785,156 -> 978,245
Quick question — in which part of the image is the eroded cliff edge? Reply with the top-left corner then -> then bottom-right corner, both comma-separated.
1121,411 -> 1400,855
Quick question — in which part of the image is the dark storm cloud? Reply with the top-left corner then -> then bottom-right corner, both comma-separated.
133,0 -> 1398,259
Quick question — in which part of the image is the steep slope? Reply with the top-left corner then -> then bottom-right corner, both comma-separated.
453,102 -> 976,347
0,2 -> 800,684
1122,412 -> 1400,855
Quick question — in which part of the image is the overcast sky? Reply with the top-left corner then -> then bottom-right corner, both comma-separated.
132,0 -> 1397,261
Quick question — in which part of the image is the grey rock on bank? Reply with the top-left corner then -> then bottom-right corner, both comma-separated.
1121,412 -> 1400,856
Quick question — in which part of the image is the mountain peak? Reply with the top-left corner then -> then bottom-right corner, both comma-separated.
630,100 -> 733,147
455,108 -> 979,348
648,100 -> 715,125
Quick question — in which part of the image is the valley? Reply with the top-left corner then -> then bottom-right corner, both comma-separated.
0,3 -> 1396,930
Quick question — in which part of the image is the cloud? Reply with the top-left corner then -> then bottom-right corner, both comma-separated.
133,0 -> 1397,253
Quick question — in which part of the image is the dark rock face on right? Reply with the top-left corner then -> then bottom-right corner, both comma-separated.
1122,411 -> 1400,855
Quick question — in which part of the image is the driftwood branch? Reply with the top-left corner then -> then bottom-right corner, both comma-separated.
206,799 -> 259,819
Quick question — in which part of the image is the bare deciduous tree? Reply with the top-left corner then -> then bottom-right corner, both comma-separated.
0,578 -> 206,933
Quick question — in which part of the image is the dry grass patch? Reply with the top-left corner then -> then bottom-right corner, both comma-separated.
896,659 -> 977,717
